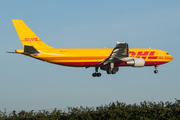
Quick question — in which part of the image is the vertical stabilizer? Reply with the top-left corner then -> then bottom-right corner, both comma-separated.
12,20 -> 53,49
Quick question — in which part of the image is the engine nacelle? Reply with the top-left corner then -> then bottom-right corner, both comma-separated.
126,58 -> 145,67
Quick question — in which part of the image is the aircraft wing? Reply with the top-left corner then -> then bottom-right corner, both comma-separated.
101,42 -> 129,65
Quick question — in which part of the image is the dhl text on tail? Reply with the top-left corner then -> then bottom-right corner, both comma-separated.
11,20 -> 173,77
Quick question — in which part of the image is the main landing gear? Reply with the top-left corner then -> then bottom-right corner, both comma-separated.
106,62 -> 117,74
92,67 -> 101,77
154,65 -> 159,74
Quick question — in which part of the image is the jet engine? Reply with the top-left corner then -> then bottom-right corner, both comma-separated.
126,58 -> 145,67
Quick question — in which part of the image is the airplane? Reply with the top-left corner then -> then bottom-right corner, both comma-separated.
10,20 -> 173,77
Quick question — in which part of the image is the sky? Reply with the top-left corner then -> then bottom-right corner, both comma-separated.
0,0 -> 180,112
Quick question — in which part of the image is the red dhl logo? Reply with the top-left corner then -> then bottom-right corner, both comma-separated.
21,38 -> 41,41
129,51 -> 158,59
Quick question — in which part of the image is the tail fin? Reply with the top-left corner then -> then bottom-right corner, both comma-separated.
12,20 -> 53,49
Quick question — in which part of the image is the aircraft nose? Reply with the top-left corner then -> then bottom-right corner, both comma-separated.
165,54 -> 173,62
170,55 -> 173,61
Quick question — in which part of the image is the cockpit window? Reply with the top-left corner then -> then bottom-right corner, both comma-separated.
166,53 -> 170,55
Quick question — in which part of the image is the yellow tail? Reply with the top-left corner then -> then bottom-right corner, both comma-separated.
12,20 -> 53,49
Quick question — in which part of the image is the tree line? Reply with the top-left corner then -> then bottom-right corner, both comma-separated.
0,99 -> 180,119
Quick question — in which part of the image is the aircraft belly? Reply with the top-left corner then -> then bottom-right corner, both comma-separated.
56,62 -> 101,67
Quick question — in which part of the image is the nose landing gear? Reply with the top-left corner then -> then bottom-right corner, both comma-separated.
92,67 -> 101,77
154,65 -> 159,74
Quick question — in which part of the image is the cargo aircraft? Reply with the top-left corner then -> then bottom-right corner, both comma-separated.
10,20 -> 173,77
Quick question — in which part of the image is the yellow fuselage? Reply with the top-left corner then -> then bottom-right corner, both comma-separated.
16,48 -> 173,67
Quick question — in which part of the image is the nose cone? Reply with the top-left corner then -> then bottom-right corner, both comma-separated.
165,55 -> 173,62
170,55 -> 173,61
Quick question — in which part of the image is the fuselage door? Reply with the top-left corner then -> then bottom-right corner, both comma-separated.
158,50 -> 164,60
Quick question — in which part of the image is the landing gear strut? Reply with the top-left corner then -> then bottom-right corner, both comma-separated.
92,67 -> 101,77
154,65 -> 158,74
107,62 -> 116,74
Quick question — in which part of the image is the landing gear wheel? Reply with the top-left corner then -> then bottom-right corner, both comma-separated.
154,70 -> 158,74
92,73 -> 97,77
92,73 -> 101,77
92,67 -> 102,77
154,65 -> 159,74
97,73 -> 101,77
107,70 -> 112,74
112,70 -> 116,74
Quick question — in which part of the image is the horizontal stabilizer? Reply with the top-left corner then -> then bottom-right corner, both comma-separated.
24,45 -> 40,55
